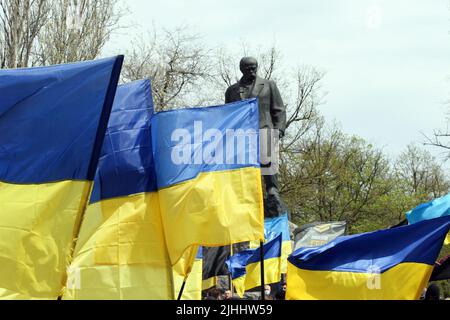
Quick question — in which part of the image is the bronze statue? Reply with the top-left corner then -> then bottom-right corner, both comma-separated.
225,57 -> 287,217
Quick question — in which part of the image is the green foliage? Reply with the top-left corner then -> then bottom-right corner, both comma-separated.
280,126 -> 450,235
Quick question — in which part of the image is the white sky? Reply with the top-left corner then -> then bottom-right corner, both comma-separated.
105,0 -> 450,163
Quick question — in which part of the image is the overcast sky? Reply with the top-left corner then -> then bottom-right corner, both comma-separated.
105,0 -> 450,163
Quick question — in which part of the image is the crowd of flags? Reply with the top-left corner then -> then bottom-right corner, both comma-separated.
0,57 -> 449,300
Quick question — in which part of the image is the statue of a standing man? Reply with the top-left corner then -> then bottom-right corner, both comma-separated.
225,57 -> 287,217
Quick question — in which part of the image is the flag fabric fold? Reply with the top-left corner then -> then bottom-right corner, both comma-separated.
286,216 -> 450,300
0,56 -> 123,299
226,234 -> 282,297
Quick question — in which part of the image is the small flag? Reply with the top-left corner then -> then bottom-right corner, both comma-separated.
226,235 -> 282,297
262,213 -> 292,273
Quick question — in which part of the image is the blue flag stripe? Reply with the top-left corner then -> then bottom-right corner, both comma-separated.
90,79 -> 157,203
0,56 -> 123,183
265,213 -> 290,242
151,99 -> 260,189
226,234 -> 282,280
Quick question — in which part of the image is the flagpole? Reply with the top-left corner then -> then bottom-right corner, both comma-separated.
177,277 -> 188,301
229,244 -> 234,294
260,241 -> 265,300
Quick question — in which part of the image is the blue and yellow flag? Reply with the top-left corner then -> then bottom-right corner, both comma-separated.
152,99 -> 265,269
0,56 -> 123,299
407,193 -> 450,244
264,213 -> 292,273
226,234 -> 282,297
62,79 -> 175,300
287,216 -> 450,300
250,213 -> 292,273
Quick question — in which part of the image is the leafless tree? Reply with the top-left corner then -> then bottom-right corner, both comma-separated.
423,127 -> 450,160
121,26 -> 213,111
0,0 -> 124,68
282,66 -> 324,152
0,0 -> 51,68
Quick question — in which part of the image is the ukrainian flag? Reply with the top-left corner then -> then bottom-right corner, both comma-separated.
262,213 -> 292,273
62,79 -> 175,300
0,56 -> 123,299
407,193 -> 450,244
287,216 -> 450,300
250,213 -> 292,272
152,98 -> 265,270
226,234 -> 282,297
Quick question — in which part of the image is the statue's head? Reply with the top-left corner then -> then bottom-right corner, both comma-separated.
239,57 -> 258,82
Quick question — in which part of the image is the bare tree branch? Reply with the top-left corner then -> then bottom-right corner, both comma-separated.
122,26 -> 213,111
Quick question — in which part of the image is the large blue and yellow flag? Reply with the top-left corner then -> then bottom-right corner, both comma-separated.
152,99 -> 265,270
226,234 -> 282,297
0,56 -> 123,299
287,216 -> 450,300
407,193 -> 450,244
62,79 -> 175,300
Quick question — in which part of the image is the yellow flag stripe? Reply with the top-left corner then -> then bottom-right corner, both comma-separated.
286,262 -> 433,300
202,277 -> 217,291
62,192 -> 174,300
158,167 -> 264,266
233,257 -> 282,298
0,180 -> 90,299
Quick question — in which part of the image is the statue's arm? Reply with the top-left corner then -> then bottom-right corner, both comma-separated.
270,81 -> 287,136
